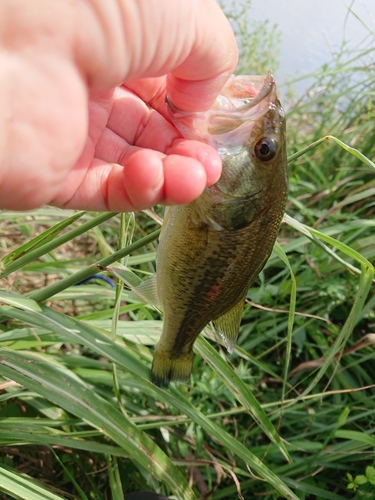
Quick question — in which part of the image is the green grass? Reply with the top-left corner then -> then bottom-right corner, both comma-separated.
1,6 -> 375,500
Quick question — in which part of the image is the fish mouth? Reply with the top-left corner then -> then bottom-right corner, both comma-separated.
166,72 -> 279,148
214,72 -> 275,112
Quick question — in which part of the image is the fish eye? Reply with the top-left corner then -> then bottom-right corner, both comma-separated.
254,137 -> 277,161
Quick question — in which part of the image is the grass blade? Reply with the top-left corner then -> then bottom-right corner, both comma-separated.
0,465 -> 66,500
27,229 -> 161,303
0,212 -> 116,278
0,302 -> 299,500
273,242 -> 296,402
195,336 -> 291,462
0,347 -> 196,500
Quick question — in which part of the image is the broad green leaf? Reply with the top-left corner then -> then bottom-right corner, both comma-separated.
354,475 -> 368,485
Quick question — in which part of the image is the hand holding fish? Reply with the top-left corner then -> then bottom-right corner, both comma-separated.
0,0 -> 237,210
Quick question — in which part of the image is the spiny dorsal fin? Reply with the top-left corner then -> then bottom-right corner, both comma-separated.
213,298 -> 245,353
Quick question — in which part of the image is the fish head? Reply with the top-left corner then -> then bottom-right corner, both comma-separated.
166,73 -> 287,231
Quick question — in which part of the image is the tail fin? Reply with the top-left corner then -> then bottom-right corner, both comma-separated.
151,347 -> 194,388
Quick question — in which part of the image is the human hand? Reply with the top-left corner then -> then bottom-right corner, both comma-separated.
0,0 -> 238,211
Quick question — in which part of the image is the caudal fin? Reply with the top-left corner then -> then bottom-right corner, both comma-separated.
151,347 -> 194,388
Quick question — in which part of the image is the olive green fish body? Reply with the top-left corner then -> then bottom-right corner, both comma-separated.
137,74 -> 287,387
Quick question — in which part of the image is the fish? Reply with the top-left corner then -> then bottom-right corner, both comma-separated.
133,73 -> 287,388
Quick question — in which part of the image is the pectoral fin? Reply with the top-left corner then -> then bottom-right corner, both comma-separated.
129,274 -> 160,307
213,299 -> 245,353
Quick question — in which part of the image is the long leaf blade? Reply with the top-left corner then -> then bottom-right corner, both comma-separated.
0,302 -> 299,500
0,348 -> 196,500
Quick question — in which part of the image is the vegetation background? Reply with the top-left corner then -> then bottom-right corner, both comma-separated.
0,1 -> 374,499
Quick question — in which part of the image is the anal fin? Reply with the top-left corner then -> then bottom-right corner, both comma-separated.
213,299 -> 245,353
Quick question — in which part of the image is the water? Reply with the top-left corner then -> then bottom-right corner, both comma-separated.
223,0 -> 375,94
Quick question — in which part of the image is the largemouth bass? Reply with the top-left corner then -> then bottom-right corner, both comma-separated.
135,73 -> 287,387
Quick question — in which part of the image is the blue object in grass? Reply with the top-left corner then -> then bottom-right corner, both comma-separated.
75,274 -> 115,287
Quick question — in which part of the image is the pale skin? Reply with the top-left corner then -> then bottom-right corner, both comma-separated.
0,0 -> 238,211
